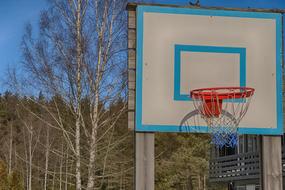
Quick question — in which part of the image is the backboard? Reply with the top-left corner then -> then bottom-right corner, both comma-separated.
134,5 -> 283,135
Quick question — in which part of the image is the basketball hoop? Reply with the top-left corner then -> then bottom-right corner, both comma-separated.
190,87 -> 255,147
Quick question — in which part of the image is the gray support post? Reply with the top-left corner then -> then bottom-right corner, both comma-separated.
136,133 -> 155,190
261,136 -> 283,190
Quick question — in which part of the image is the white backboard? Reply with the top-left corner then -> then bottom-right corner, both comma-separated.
135,6 -> 283,134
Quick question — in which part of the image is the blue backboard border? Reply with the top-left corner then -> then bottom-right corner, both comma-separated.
135,5 -> 283,135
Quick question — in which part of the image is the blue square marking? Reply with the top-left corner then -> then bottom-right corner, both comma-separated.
174,45 -> 246,101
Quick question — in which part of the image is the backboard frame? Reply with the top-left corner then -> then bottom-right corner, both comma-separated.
135,5 -> 283,135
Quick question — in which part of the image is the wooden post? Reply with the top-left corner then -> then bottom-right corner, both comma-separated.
136,133 -> 155,190
127,6 -> 155,190
261,136 -> 283,190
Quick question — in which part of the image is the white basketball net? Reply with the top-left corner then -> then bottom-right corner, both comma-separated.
191,88 -> 254,147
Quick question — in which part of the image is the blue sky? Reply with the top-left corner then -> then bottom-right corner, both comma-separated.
0,0 -> 47,89
0,0 -> 285,91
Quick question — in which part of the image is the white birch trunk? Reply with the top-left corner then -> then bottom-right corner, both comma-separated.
86,127 -> 97,188
65,149 -> 69,190
59,144 -> 63,190
86,1 -> 109,188
28,129 -> 32,190
44,127 -> 50,190
8,123 -> 13,175
24,131 -> 29,190
74,0 -> 84,189
52,171 -> 55,190
75,117 -> 82,190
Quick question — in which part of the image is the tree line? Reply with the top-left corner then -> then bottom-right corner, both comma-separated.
0,91 -> 225,189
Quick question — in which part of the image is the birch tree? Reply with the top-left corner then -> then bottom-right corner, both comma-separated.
11,0 -> 128,189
